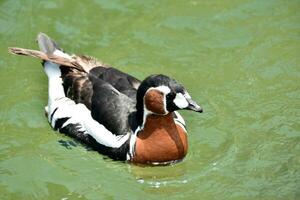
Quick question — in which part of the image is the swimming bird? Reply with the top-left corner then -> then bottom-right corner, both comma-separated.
9,33 -> 203,165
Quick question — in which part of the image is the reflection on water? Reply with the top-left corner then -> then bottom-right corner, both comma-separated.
0,0 -> 299,199
129,162 -> 188,189
136,178 -> 188,188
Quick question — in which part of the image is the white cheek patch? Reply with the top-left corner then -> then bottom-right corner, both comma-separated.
173,93 -> 189,109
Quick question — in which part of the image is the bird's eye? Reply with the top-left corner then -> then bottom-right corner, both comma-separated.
166,92 -> 175,99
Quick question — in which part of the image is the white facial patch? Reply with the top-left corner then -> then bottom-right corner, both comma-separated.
173,93 -> 189,109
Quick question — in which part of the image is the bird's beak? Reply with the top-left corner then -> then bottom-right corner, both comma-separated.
185,98 -> 203,113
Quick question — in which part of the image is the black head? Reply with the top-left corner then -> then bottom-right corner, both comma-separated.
136,74 -> 202,125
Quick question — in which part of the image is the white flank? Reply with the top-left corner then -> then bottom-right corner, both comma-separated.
45,60 -> 130,149
44,61 -> 65,106
49,98 -> 130,148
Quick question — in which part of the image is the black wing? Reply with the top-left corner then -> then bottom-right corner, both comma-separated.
61,66 -> 140,108
89,67 -> 141,100
89,77 -> 136,135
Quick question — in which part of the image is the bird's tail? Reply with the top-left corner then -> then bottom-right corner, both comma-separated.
8,33 -> 105,74
8,33 -> 106,114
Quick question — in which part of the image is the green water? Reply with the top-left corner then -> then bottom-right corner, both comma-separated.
0,0 -> 299,199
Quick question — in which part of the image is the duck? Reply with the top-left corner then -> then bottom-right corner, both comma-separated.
9,33 -> 203,165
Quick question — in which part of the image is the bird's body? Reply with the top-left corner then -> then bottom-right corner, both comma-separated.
9,33 -> 202,165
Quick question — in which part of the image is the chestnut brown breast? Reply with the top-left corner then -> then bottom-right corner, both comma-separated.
132,113 -> 188,164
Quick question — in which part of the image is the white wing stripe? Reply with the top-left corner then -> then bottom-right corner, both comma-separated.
48,97 -> 129,148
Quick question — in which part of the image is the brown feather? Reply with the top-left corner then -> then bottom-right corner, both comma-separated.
8,47 -> 107,73
133,113 -> 188,164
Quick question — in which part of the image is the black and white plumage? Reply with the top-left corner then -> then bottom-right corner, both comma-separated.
9,33 -> 203,164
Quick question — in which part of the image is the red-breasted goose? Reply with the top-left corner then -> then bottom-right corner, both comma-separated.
9,33 -> 203,165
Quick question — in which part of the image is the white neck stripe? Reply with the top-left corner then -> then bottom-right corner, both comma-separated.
127,126 -> 140,160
